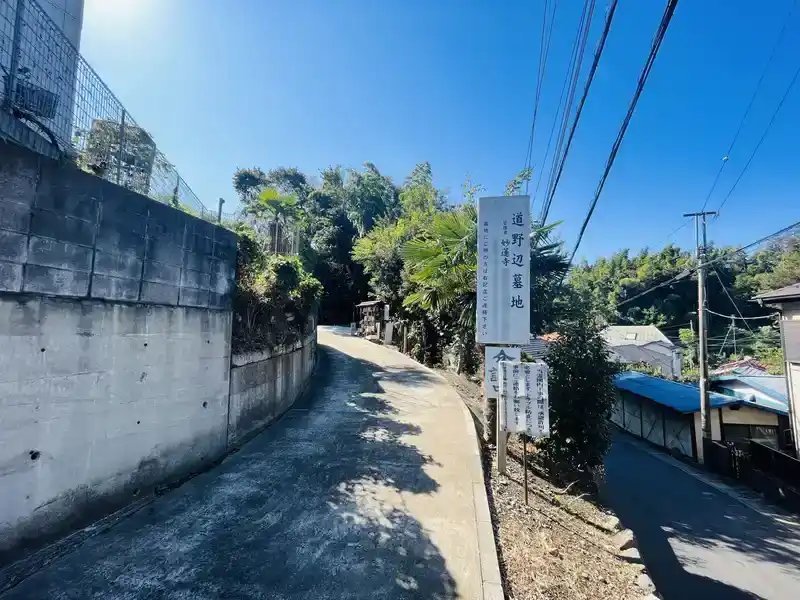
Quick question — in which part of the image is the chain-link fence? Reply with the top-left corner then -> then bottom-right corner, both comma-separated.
0,0 -> 234,224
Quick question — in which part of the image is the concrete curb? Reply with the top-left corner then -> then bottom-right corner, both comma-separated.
381,343 -> 662,600
379,345 -> 504,600
460,391 -> 505,600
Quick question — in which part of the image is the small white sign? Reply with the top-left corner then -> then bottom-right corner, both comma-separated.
485,346 -> 521,399
498,361 -> 550,437
476,195 -> 531,344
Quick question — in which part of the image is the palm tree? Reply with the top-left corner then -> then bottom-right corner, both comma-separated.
402,204 -> 569,439
402,204 -> 478,331
245,188 -> 299,253
402,205 -> 568,336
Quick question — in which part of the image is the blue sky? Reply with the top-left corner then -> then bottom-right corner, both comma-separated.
80,0 -> 800,262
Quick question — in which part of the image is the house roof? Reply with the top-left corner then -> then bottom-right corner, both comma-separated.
602,325 -> 674,348
521,334 -> 555,358
754,283 -> 800,304
711,358 -> 768,377
614,371 -> 788,415
610,344 -> 669,365
540,333 -> 561,342
712,374 -> 788,407
355,300 -> 382,307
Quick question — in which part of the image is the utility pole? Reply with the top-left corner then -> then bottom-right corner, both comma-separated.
684,211 -> 717,447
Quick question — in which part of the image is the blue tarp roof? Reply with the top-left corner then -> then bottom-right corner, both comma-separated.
614,371 -> 788,415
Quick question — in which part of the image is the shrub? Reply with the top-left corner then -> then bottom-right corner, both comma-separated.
232,224 -> 322,353
539,317 -> 619,473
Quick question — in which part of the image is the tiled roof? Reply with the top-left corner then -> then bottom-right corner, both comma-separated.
754,283 -> 800,303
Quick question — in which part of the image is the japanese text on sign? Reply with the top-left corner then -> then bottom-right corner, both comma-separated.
476,196 -> 531,344
497,361 -> 550,437
484,346 -> 522,399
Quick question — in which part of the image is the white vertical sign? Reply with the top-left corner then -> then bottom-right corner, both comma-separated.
485,346 -> 522,399
477,196 -> 531,344
498,361 -> 550,437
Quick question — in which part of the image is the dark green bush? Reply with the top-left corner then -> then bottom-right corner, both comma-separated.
232,223 -> 322,353
539,317 -> 619,473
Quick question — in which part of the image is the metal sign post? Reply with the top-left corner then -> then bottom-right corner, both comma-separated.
523,435 -> 528,504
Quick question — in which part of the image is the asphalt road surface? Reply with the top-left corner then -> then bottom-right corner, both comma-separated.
604,434 -> 800,600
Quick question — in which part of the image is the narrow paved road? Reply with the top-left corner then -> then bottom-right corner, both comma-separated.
604,433 -> 800,600
2,328 -> 486,599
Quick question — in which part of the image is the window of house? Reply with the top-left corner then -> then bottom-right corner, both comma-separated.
625,332 -> 638,340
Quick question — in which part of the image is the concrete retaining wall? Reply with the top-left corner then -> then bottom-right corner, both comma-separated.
0,142 -> 237,309
0,142 -> 318,562
228,332 -> 317,445
0,295 -> 232,556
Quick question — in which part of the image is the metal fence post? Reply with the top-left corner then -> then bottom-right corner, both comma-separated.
3,0 -> 25,112
172,175 -> 181,208
116,109 -> 126,184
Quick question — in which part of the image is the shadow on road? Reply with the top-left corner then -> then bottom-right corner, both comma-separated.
604,433 -> 800,600
2,340 -> 461,599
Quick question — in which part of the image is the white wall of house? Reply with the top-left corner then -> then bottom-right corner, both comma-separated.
780,301 -> 800,453
716,380 -> 781,405
782,302 -> 800,321
720,405 -> 779,427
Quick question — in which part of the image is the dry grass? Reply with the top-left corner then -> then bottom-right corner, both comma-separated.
435,369 -> 647,600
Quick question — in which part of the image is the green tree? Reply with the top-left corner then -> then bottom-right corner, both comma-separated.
539,317 -> 619,472
233,167 -> 268,205
232,222 -> 322,352
399,188 -> 571,436
752,237 -> 800,292
344,163 -> 399,235
244,188 -> 300,253
351,164 -> 442,315
504,167 -> 532,196
679,327 -> 697,369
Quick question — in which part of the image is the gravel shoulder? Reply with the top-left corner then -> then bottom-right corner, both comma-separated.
435,369 -> 650,600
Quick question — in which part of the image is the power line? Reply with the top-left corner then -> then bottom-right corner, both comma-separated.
655,217 -> 692,249
700,0 -> 798,212
713,57 -> 800,216
700,219 -> 800,271
615,270 -> 691,309
524,0 -> 559,196
568,0 -> 680,266
532,0 -> 593,206
711,266 -> 753,331
616,218 -> 800,309
540,0 -> 597,221
706,308 -> 779,321
539,0 -> 619,225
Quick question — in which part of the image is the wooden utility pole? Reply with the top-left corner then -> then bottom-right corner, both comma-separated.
684,211 -> 717,445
